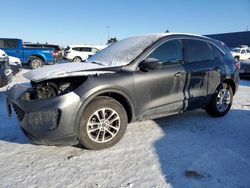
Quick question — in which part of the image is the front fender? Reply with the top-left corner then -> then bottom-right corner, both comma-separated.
73,84 -> 136,134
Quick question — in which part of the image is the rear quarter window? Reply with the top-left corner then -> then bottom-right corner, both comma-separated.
91,48 -> 99,53
208,43 -> 224,59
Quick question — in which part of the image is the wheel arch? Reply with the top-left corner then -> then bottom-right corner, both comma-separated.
222,79 -> 236,95
97,92 -> 134,123
73,56 -> 82,61
234,56 -> 240,60
28,55 -> 45,63
74,89 -> 135,135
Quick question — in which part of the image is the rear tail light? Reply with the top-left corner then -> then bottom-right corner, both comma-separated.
234,61 -> 241,70
51,50 -> 56,57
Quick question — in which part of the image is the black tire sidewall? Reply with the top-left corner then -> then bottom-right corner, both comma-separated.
79,96 -> 128,150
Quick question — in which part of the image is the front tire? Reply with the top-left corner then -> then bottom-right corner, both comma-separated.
206,83 -> 233,117
79,96 -> 128,150
73,56 -> 82,62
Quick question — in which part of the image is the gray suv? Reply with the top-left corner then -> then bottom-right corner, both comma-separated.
6,33 -> 240,150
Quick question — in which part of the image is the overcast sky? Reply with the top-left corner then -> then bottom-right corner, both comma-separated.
1,0 -> 250,46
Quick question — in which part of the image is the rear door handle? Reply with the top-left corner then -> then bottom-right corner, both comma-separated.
174,72 -> 185,77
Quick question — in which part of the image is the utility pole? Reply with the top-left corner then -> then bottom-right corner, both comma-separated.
246,25 -> 248,31
106,25 -> 110,41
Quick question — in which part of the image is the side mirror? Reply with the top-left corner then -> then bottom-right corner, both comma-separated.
139,58 -> 162,71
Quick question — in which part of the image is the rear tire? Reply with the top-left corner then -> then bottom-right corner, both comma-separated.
206,83 -> 233,117
29,56 -> 44,69
79,96 -> 128,150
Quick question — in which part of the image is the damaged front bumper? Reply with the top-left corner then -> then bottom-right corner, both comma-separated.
6,83 -> 82,145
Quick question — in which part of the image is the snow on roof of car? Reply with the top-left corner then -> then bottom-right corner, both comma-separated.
85,33 -> 205,67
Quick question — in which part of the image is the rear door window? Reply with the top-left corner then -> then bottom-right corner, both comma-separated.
241,50 -> 246,54
183,39 -> 212,63
81,47 -> 92,52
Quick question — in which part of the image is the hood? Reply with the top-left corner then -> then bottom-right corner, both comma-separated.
24,62 -> 116,82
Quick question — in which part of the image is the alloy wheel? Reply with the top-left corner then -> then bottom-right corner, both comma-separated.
216,88 -> 231,112
32,59 -> 42,69
87,108 -> 120,143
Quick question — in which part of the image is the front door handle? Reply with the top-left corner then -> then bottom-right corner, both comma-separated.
175,72 -> 185,77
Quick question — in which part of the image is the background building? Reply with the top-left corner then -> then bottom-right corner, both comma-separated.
206,31 -> 250,48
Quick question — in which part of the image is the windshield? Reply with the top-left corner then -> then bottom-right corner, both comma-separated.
85,34 -> 166,67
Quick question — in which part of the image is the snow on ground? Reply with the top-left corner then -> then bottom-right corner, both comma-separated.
0,69 -> 250,188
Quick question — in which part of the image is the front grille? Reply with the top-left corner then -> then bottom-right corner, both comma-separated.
12,103 -> 25,121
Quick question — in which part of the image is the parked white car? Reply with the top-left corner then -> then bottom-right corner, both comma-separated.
9,55 -> 22,67
63,45 -> 106,62
231,46 -> 250,61
8,55 -> 22,74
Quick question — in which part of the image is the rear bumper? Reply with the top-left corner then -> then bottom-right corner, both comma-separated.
6,83 -> 82,145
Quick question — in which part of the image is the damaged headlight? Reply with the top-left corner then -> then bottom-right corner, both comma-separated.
21,77 -> 87,101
